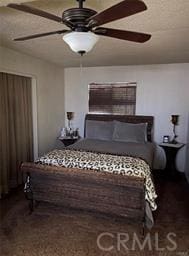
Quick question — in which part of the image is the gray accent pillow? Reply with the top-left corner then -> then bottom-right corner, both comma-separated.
85,120 -> 113,141
112,121 -> 147,143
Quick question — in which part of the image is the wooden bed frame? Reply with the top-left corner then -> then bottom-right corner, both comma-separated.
22,114 -> 154,228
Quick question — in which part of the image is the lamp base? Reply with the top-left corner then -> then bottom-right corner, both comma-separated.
170,140 -> 178,144
170,135 -> 178,144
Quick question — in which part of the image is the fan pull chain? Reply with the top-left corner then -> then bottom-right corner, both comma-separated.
79,56 -> 83,83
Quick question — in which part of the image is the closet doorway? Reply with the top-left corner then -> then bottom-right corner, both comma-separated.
0,72 -> 34,197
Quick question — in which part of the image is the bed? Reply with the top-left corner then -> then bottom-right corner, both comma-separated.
22,114 -> 157,231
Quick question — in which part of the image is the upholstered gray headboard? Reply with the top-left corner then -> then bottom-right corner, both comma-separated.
84,114 -> 154,142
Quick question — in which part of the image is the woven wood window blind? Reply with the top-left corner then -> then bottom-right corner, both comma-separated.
89,83 -> 136,115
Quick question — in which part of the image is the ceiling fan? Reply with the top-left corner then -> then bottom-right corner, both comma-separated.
7,0 -> 151,55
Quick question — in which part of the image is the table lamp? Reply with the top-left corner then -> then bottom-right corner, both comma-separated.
171,115 -> 179,144
66,112 -> 74,130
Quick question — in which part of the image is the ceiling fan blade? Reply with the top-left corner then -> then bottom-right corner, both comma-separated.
14,30 -> 70,41
7,3 -> 62,23
94,27 -> 151,43
87,0 -> 147,28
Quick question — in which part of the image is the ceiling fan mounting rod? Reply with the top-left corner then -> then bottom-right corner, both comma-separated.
77,0 -> 85,9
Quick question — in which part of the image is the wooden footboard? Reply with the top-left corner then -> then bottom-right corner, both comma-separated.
21,162 -> 145,223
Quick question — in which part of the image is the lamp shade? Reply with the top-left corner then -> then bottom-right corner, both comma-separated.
171,115 -> 179,125
67,112 -> 74,120
63,32 -> 99,54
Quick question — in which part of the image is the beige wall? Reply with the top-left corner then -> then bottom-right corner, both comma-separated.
0,46 -> 65,156
64,63 -> 189,173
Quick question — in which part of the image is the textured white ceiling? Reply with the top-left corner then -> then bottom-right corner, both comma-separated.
0,0 -> 189,67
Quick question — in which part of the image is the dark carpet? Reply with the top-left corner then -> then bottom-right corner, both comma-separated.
0,174 -> 189,256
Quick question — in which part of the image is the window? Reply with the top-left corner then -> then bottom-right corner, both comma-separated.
88,82 -> 136,115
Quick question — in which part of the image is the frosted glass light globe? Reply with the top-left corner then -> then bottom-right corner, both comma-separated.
63,31 -> 99,54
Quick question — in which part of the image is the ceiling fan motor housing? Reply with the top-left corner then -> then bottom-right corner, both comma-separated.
62,8 -> 97,32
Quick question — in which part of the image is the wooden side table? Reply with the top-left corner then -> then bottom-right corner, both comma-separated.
59,137 -> 79,147
159,142 -> 184,179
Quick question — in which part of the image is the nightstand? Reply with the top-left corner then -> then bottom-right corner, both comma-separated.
59,137 -> 79,147
159,142 -> 185,179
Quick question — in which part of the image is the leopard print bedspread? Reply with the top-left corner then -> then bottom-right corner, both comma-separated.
36,149 -> 157,210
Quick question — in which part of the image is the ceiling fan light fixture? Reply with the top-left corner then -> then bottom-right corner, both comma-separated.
63,31 -> 99,54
